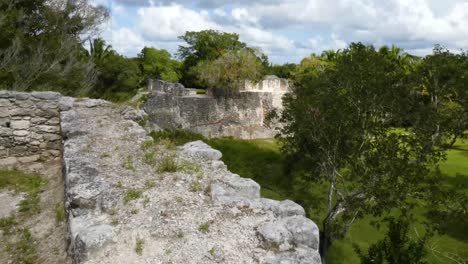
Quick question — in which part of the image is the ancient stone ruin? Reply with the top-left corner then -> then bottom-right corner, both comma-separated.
0,91 -> 62,167
0,90 -> 321,264
143,76 -> 291,139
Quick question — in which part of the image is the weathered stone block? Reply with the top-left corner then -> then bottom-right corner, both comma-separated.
37,125 -> 60,133
0,157 -> 18,167
0,99 -> 12,107
10,120 -> 30,130
18,155 -> 40,163
31,91 -> 60,100
13,130 -> 29,137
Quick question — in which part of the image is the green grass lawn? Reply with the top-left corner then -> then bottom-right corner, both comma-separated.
207,137 -> 468,264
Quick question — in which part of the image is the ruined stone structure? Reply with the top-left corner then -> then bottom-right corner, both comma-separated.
0,91 -> 321,264
143,76 -> 291,139
0,91 -> 62,167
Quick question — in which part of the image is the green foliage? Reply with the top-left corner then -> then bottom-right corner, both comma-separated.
135,238 -> 144,255
89,40 -> 143,102
0,169 -> 47,216
124,189 -> 143,204
138,47 -> 181,83
150,129 -> 206,146
266,63 -> 297,79
0,0 -> 108,94
0,216 -> 17,235
8,228 -> 38,264
277,42 -> 465,260
193,49 -> 264,96
198,222 -> 210,233
355,214 -> 430,264
177,30 -> 248,87
157,155 -> 178,173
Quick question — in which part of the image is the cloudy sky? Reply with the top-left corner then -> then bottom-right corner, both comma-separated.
92,0 -> 468,63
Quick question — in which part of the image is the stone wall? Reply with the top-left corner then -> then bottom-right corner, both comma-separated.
142,77 -> 290,139
0,91 -> 62,166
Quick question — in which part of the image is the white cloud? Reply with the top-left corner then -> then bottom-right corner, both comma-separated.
137,4 -> 220,41
96,0 -> 468,63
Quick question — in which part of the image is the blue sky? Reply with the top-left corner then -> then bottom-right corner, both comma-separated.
92,0 -> 468,64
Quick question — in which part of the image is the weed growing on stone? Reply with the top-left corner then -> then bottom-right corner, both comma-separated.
123,156 -> 135,171
177,230 -> 184,239
204,183 -> 212,196
130,209 -> 139,215
190,181 -> 201,192
143,196 -> 150,208
116,181 -> 124,188
198,222 -> 210,233
54,202 -> 65,224
209,248 -> 215,256
144,180 -> 157,189
124,189 -> 143,204
180,160 -> 201,173
175,196 -> 183,203
143,152 -> 156,166
135,238 -> 144,256
109,208 -> 118,216
111,219 -> 119,226
100,153 -> 111,159
141,140 -> 155,151
157,155 -> 178,173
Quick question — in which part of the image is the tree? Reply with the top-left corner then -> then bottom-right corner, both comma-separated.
177,30 -> 247,87
411,46 -> 468,147
355,213 -> 430,264
88,40 -> 142,101
193,48 -> 264,96
266,63 -> 297,79
0,0 -> 108,94
138,47 -> 181,83
277,43 -> 446,262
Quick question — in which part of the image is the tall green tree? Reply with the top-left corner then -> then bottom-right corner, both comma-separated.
138,47 -> 181,83
277,43 -> 447,262
87,39 -> 142,101
177,30 -> 247,87
0,0 -> 108,94
193,48 -> 264,96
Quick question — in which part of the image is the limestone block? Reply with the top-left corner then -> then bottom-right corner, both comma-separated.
14,92 -> 30,100
31,117 -> 48,125
31,91 -> 60,100
0,157 -> 18,167
0,91 -> 11,98
37,101 -> 59,110
10,120 -> 30,130
46,117 -> 60,125
0,99 -> 12,107
18,155 -> 40,164
73,225 -> 114,264
15,100 -> 35,108
275,200 -> 306,218
180,141 -> 222,160
37,125 -> 60,133
283,216 -> 320,250
13,130 -> 29,137
59,96 -> 75,111
0,108 -> 9,118
43,133 -> 62,141
257,221 -> 293,248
